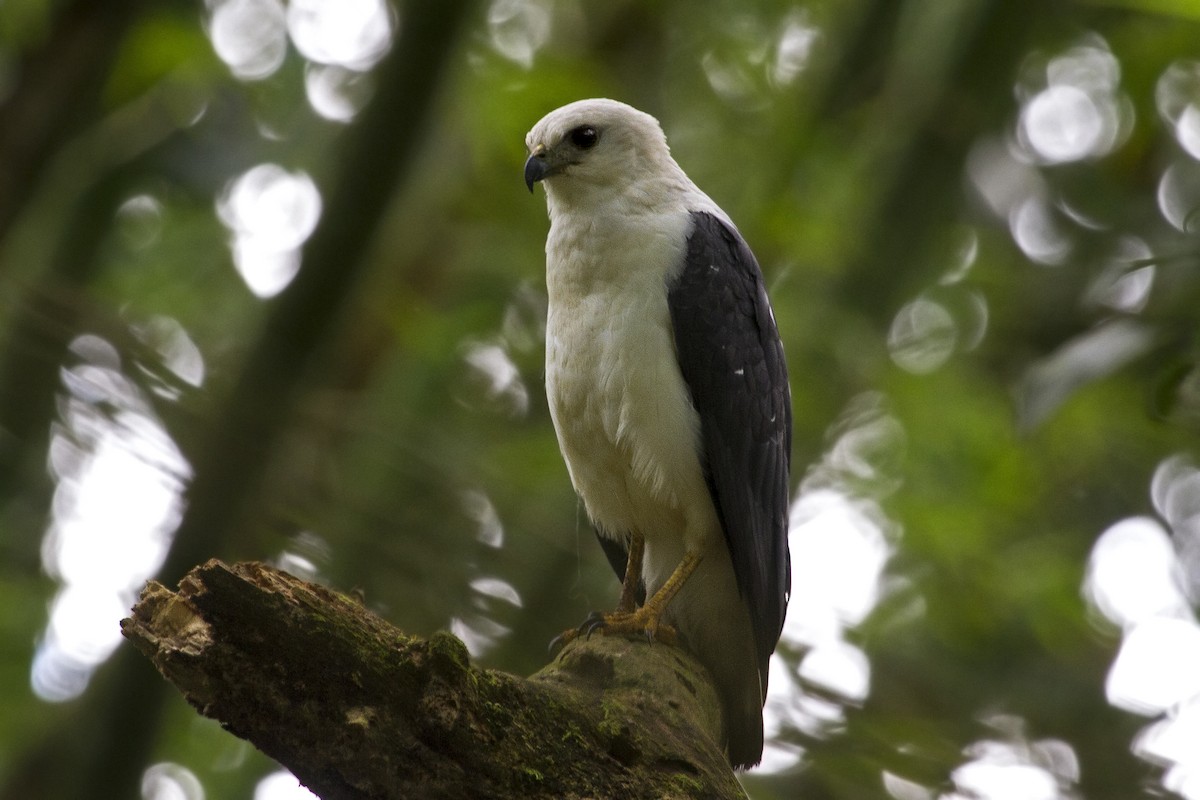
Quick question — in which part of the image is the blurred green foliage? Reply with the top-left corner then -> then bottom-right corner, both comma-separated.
1,1 -> 1199,798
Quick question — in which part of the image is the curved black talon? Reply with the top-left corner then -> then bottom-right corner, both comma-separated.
548,610 -> 608,654
580,611 -> 608,638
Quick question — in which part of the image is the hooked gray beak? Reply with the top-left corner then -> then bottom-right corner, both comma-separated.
524,153 -> 550,193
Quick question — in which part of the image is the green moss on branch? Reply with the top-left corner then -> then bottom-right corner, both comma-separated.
121,560 -> 747,800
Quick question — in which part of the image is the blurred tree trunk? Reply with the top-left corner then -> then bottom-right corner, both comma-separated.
0,0 -> 143,243
0,3 -> 476,799
123,560 -> 749,800
0,0 -> 145,548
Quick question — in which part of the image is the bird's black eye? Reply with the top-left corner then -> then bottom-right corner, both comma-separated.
568,125 -> 599,149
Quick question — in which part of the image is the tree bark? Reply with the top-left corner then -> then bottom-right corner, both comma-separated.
120,560 -> 748,800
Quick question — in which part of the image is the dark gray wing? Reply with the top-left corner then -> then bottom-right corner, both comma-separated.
667,210 -> 792,691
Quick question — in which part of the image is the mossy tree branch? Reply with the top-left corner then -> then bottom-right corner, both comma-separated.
120,560 -> 748,800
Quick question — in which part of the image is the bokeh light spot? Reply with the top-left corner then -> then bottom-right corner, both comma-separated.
1009,197 -> 1072,265
287,0 -> 393,70
304,64 -> 373,122
889,297 -> 957,374
1177,104 -> 1200,160
1158,160 -> 1200,233
1156,59 -> 1200,130
1015,37 -> 1130,165
770,10 -> 819,87
254,771 -> 317,800
33,337 -> 189,701
1021,85 -> 1106,163
142,762 -> 205,800
208,0 -> 288,81
217,164 -> 322,297
487,0 -> 551,69
798,640 -> 870,702
1085,516 -> 1188,630
117,194 -> 165,250
1107,617 -> 1200,715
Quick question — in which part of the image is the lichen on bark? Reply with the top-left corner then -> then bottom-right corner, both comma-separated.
121,560 -> 748,800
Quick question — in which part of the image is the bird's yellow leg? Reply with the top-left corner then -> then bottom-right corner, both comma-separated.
614,532 -> 645,614
598,551 -> 702,645
550,550 -> 703,652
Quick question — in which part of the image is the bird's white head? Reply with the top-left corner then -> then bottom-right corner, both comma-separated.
524,98 -> 687,208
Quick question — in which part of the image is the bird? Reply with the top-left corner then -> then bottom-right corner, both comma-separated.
524,98 -> 792,769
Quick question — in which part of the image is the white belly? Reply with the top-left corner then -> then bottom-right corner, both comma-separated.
540,201 -> 763,737
545,278 -> 722,592
544,275 -> 759,718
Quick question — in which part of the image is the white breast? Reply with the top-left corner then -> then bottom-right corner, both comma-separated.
543,205 -> 722,590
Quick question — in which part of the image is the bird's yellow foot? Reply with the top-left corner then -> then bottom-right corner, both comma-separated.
549,607 -> 678,652
591,606 -> 680,645
550,551 -> 700,653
